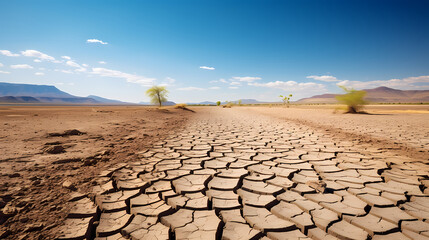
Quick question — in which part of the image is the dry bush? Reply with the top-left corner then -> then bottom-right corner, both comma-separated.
335,86 -> 367,113
174,103 -> 187,109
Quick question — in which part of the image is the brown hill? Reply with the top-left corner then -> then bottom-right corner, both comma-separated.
297,86 -> 429,103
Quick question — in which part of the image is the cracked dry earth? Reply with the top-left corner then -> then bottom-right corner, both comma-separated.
58,108 -> 429,240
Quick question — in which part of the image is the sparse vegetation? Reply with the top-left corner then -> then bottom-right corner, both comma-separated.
223,101 -> 234,108
238,99 -> 242,106
216,101 -> 221,106
145,86 -> 168,107
174,103 -> 187,109
335,86 -> 367,113
279,94 -> 293,107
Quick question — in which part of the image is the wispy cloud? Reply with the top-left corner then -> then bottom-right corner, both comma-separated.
66,60 -> 86,72
177,87 -> 205,91
199,66 -> 215,70
62,56 -> 71,60
91,67 -> 155,86
232,76 -> 261,82
209,86 -> 220,90
229,86 -> 239,89
55,69 -> 73,74
159,77 -> 176,87
10,64 -> 33,69
98,61 -> 107,64
306,75 -> 339,82
33,59 -> 42,63
0,70 -> 10,74
250,80 -> 326,92
0,50 -> 19,57
219,78 -> 228,83
21,50 -> 56,61
337,75 -> 429,90
0,63 -> 3,67
35,72 -> 45,76
230,81 -> 241,86
87,39 -> 108,45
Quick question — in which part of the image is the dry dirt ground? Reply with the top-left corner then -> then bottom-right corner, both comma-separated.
54,106 -> 428,240
1,105 -> 429,240
0,106 -> 192,239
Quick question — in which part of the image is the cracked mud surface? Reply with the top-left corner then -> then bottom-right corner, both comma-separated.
58,107 -> 429,240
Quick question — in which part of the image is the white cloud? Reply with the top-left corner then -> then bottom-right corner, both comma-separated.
39,67 -> 45,70
306,75 -> 339,82
232,76 -> 261,82
0,70 -> 10,74
33,59 -> 42,63
91,67 -> 155,86
98,61 -> 107,64
55,69 -> 73,74
21,50 -> 55,61
0,50 -> 19,57
66,60 -> 86,72
35,72 -> 44,76
10,64 -> 33,69
87,39 -> 108,45
336,75 -> 429,90
249,80 -> 326,92
209,86 -> 220,90
177,87 -> 205,91
0,63 -> 3,67
61,56 -> 71,60
219,78 -> 228,83
82,64 -> 89,67
66,60 -> 80,68
230,81 -> 241,86
165,77 -> 176,84
229,86 -> 239,89
199,66 -> 215,70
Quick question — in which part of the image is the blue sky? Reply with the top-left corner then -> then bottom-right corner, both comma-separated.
0,0 -> 428,103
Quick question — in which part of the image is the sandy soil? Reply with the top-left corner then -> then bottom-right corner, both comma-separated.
0,106 -> 192,239
248,105 -> 429,160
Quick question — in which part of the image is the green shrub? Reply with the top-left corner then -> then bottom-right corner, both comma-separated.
216,101 -> 221,106
145,86 -> 168,107
279,94 -> 292,107
335,86 -> 367,113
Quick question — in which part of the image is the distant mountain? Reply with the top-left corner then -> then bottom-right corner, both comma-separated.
187,101 -> 216,105
0,96 -> 41,103
234,99 -> 268,104
0,82 -> 134,104
297,87 -> 429,103
0,95 -> 99,104
187,99 -> 268,105
87,95 -> 127,104
0,82 -> 73,98
139,101 -> 176,106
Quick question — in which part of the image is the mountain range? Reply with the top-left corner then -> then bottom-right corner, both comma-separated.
297,86 -> 429,103
0,82 -> 127,104
1,82 -> 428,104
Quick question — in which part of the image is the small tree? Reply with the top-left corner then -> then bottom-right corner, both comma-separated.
216,101 -> 221,106
145,86 -> 168,107
279,94 -> 293,107
238,99 -> 242,106
335,86 -> 367,113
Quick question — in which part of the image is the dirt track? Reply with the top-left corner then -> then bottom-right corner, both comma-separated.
57,107 -> 429,240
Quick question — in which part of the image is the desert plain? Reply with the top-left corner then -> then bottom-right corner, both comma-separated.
1,104 -> 428,240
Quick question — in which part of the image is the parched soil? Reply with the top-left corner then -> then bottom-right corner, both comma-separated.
0,106 -> 192,239
249,105 -> 429,159
56,106 -> 428,240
